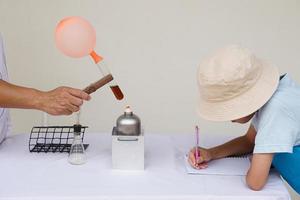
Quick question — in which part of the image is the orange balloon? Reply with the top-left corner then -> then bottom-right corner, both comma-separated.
55,16 -> 96,58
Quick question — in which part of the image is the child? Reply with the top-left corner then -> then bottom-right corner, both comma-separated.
188,45 -> 300,193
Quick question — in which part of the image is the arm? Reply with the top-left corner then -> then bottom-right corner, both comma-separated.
188,124 -> 273,191
209,125 -> 256,159
211,124 -> 274,190
0,80 -> 42,109
188,125 -> 256,168
246,153 -> 273,190
0,80 -> 90,115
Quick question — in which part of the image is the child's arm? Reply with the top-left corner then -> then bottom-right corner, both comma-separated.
246,153 -> 273,190
189,125 -> 256,168
189,125 -> 274,191
209,125 -> 256,159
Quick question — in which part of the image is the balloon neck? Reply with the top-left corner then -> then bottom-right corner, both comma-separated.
90,50 -> 103,64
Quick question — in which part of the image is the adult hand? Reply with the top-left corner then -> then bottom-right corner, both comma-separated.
39,86 -> 91,115
188,147 -> 213,169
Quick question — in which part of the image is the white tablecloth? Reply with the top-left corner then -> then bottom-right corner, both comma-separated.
0,133 -> 290,200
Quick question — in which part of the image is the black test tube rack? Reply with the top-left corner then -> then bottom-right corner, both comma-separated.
29,126 -> 89,153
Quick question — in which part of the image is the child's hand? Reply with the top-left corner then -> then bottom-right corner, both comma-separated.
188,147 -> 212,170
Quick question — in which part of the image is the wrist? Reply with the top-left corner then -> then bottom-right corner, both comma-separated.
207,148 -> 217,160
32,89 -> 47,111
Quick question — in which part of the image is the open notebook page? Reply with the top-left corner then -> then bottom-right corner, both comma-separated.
185,155 -> 251,176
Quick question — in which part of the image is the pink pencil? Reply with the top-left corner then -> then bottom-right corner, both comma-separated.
195,126 -> 200,162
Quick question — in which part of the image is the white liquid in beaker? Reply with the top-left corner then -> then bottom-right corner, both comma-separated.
68,153 -> 87,165
68,132 -> 87,165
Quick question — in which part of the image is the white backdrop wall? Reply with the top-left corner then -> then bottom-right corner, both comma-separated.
0,0 -> 300,137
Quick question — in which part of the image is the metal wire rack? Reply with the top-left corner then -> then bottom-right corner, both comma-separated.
29,126 -> 89,153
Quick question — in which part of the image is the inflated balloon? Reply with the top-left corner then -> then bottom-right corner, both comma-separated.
55,16 -> 124,100
55,16 -> 96,58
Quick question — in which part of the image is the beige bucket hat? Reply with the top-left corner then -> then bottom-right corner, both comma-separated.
197,45 -> 279,121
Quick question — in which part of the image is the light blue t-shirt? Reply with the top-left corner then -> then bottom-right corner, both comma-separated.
252,74 -> 300,153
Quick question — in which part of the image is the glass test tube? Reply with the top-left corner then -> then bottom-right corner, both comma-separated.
96,61 -> 124,100
90,51 -> 124,100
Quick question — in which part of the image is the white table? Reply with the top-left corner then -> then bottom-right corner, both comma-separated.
0,133 -> 290,200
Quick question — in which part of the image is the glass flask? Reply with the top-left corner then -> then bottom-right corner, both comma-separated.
68,124 -> 87,165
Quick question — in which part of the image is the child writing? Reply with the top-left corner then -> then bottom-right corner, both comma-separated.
188,45 -> 300,193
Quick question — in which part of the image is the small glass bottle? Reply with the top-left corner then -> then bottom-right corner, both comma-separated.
68,124 -> 87,165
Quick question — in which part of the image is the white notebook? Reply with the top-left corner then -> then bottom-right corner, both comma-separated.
185,155 -> 250,176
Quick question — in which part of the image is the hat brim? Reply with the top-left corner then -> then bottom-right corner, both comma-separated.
197,60 -> 279,121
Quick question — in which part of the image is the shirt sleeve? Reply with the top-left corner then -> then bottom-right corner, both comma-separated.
253,100 -> 298,154
0,34 -> 7,81
0,34 -> 4,80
